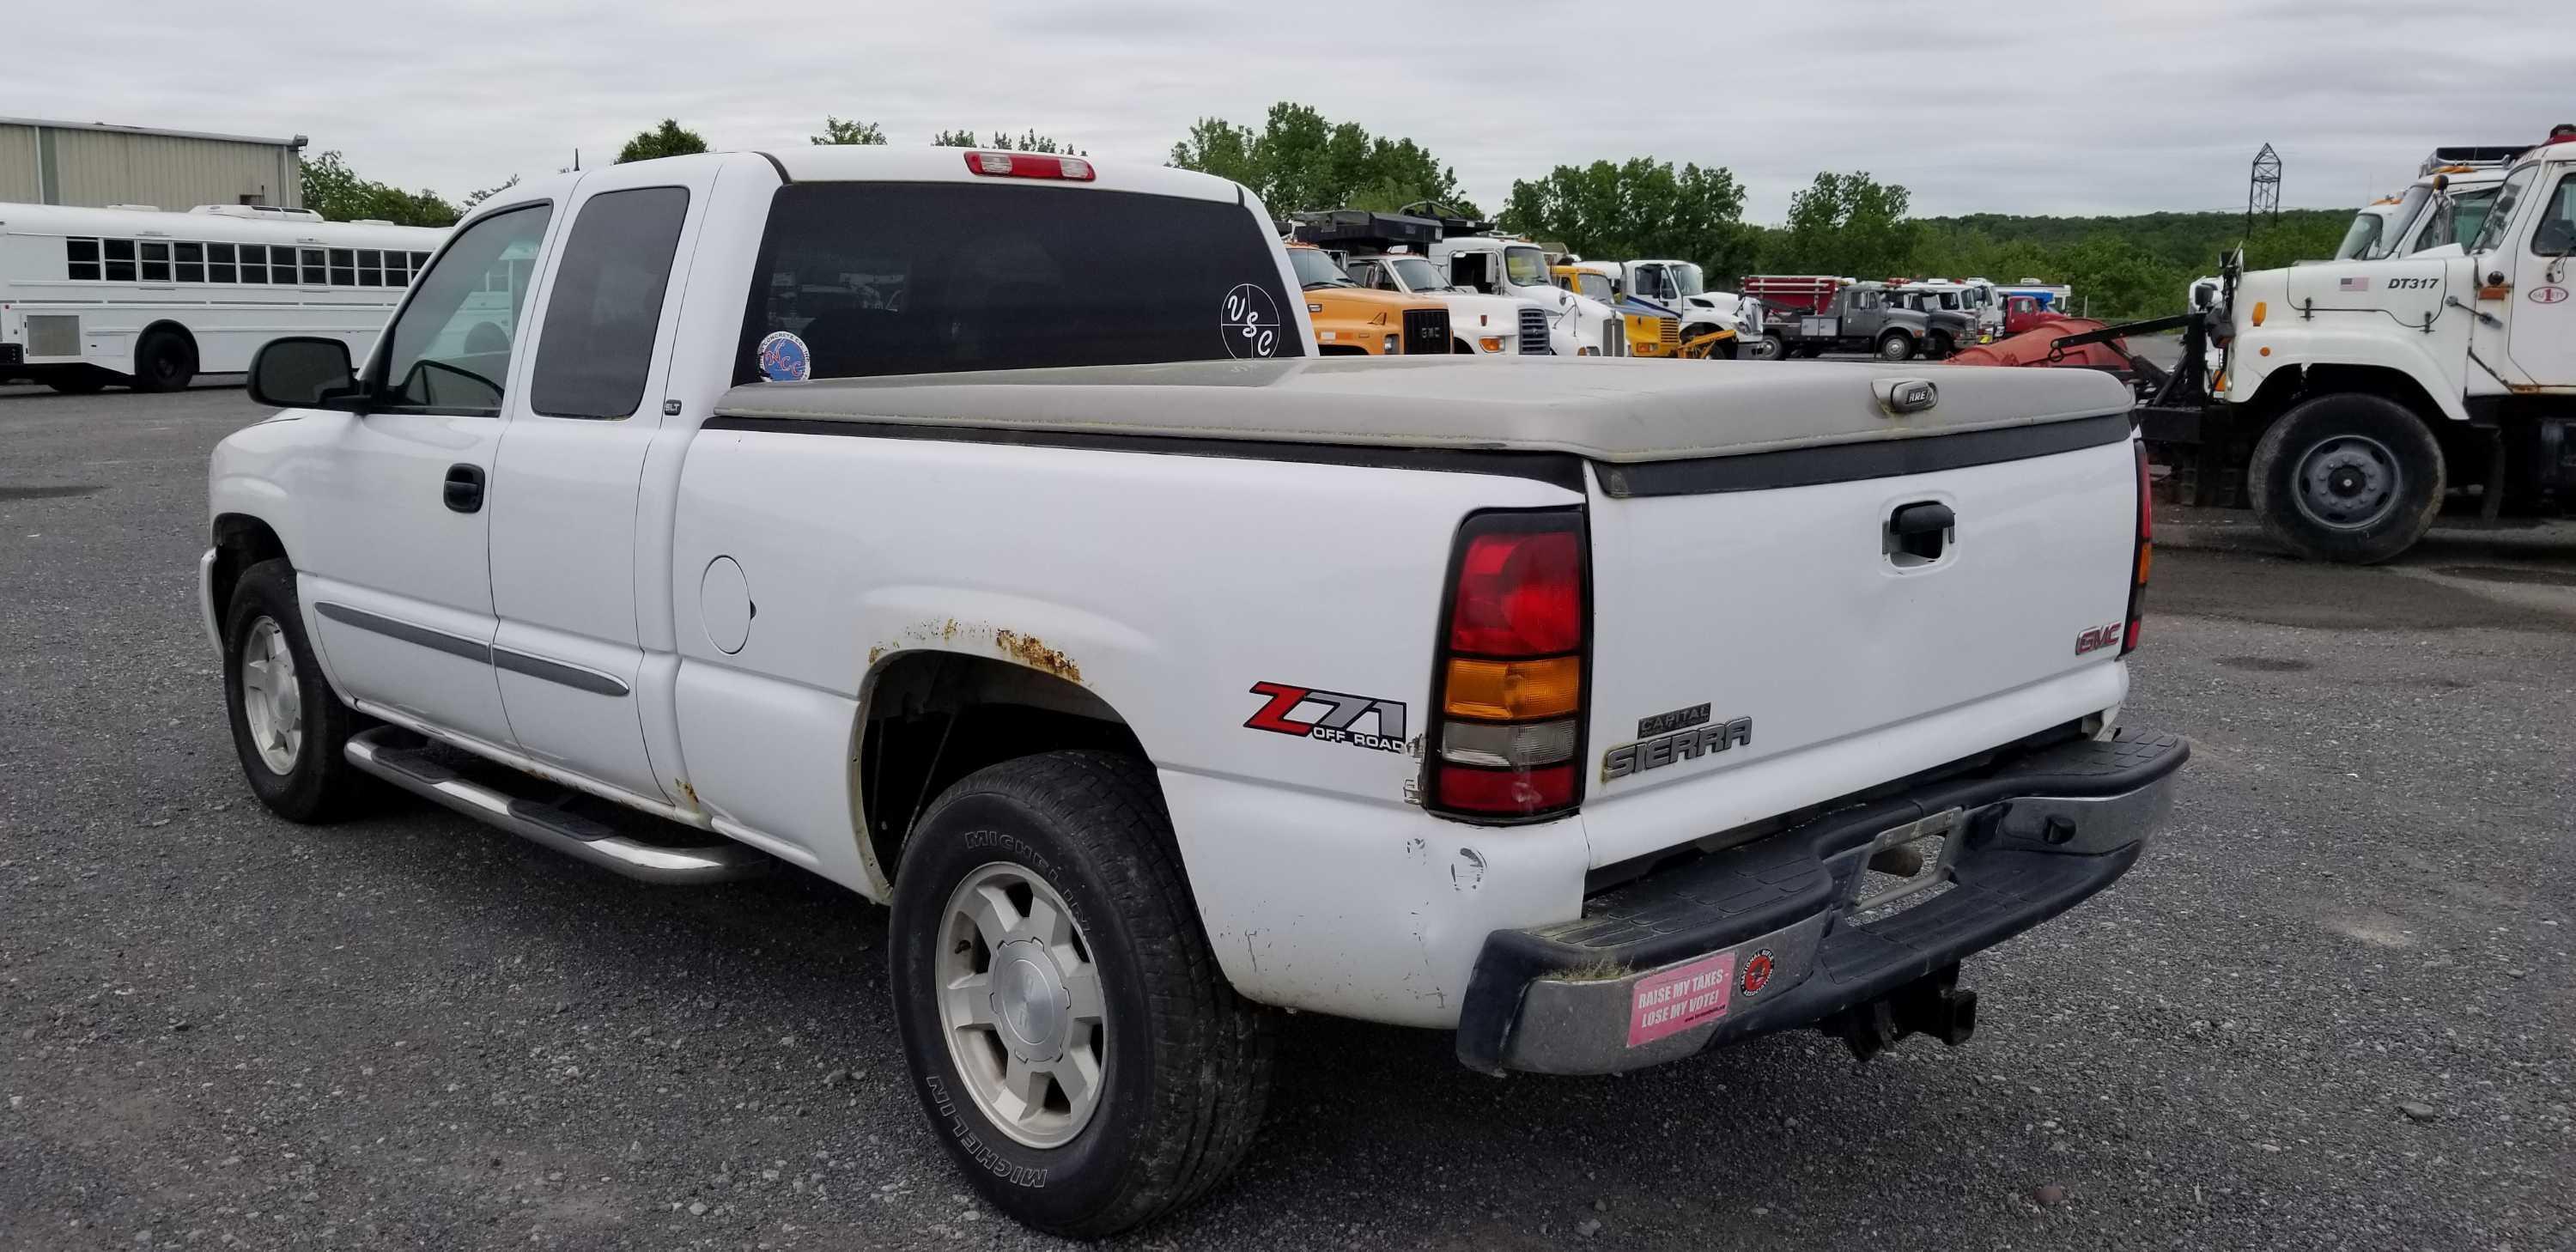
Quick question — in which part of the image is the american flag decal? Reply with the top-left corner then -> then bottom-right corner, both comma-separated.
2339,276 -> 2369,292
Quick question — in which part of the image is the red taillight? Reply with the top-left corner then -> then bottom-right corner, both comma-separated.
1449,529 -> 1583,654
1426,511 -> 1588,822
2123,441 -> 2151,654
962,150 -> 1096,181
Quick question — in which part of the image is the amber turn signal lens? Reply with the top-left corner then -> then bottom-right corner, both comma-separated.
1443,655 -> 1581,721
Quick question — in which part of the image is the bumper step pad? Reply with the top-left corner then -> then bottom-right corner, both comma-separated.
1460,730 -> 2187,1073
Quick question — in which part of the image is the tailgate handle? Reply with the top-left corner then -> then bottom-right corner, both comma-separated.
1886,501 -> 1954,565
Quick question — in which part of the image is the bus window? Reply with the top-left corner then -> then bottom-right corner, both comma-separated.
207,243 -> 236,283
103,240 -> 136,282
66,239 -> 100,281
140,242 -> 171,283
300,247 -> 326,286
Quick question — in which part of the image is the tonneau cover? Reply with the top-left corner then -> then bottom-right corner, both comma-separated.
710,356 -> 2133,464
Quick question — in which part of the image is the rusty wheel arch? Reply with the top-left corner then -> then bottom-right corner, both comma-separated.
854,650 -> 1150,896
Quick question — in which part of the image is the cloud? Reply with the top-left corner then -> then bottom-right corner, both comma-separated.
11,0 -> 2572,220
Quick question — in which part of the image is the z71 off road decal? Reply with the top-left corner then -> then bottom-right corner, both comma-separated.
1244,683 -> 1407,753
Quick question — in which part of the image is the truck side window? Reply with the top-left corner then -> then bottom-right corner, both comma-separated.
737,184 -> 1305,383
375,203 -> 554,415
2531,175 -> 2576,257
532,187 -> 690,419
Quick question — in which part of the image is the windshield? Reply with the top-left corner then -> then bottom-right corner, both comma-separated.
2415,186 -> 2501,254
1572,272 -> 1614,301
2367,186 -> 2436,259
1286,248 -> 1353,289
1504,246 -> 1552,289
2333,210 -> 2385,261
2468,166 -> 2537,253
1388,256 -> 1445,292
1671,263 -> 1706,296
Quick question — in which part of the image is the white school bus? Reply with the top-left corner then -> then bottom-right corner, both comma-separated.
0,202 -> 447,392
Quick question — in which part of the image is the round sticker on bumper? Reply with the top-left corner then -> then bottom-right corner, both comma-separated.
1741,949 -> 1774,996
756,331 -> 811,382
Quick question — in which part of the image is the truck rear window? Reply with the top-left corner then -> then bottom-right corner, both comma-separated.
735,182 -> 1303,384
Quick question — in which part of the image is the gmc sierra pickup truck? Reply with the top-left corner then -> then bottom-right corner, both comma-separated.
204,146 -> 2184,1237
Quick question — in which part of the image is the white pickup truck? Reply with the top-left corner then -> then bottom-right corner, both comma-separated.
204,146 -> 2184,1237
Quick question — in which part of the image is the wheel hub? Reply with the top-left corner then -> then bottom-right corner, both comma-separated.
934,862 -> 1107,1149
2293,435 -> 2400,529
991,941 -> 1070,1061
238,617 -> 303,775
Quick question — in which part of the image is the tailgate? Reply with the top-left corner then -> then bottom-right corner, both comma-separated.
1579,419 -> 2140,869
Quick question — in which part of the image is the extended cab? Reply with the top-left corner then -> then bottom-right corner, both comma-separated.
204,146 -> 2184,1237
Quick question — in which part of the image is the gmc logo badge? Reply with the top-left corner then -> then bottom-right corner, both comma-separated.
2074,621 -> 2126,655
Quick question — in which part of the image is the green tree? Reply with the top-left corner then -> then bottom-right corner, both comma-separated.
1772,171 -> 1921,278
810,116 -> 886,145
461,175 -> 520,209
1498,157 -> 1755,278
297,150 -> 459,227
1165,102 -> 1475,216
617,119 -> 708,164
933,129 -> 1082,154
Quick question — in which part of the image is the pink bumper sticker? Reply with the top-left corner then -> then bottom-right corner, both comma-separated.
1626,951 -> 1736,1048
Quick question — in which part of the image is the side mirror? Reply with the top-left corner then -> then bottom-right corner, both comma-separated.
249,337 -> 361,410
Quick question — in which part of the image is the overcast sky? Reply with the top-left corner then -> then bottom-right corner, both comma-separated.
15,0 -> 2573,221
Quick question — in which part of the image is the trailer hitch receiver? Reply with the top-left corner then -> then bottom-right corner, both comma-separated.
1819,963 -> 1979,1062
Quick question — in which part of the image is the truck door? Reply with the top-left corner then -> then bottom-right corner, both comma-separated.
2505,167 -> 2576,386
486,162 -> 714,801
298,200 -> 557,748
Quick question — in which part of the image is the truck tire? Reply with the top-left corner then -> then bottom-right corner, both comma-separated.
1759,332 -> 1787,361
2246,392 -> 2445,564
133,329 -> 197,392
1929,331 -> 1955,359
222,558 -> 371,822
1876,330 -> 1917,362
889,751 -> 1273,1237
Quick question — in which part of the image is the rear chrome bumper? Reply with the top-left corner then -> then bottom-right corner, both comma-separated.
1457,729 -> 2187,1074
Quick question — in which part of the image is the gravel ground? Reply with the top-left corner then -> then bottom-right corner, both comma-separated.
3,384 -> 2570,1250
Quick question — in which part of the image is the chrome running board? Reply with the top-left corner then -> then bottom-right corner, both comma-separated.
345,727 -> 769,885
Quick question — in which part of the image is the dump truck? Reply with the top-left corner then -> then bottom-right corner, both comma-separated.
1291,210 -> 1550,356
1282,240 -> 1453,356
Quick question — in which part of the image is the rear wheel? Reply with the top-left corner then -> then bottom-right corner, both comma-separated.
1876,331 -> 1916,362
2246,392 -> 2445,564
889,751 -> 1273,1237
1759,332 -> 1787,361
132,329 -> 197,392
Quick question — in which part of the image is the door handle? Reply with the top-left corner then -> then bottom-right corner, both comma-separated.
1890,501 -> 1954,535
443,463 -> 486,514
1886,501 -> 1955,565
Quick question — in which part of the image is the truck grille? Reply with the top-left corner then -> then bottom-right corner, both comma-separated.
1403,307 -> 1450,355
1518,307 -> 1549,354
1658,317 -> 1680,345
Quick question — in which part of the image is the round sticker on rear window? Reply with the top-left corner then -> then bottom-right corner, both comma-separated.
756,331 -> 811,382
1220,284 -> 1282,359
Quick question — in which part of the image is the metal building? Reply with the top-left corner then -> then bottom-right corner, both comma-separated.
0,117 -> 307,211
